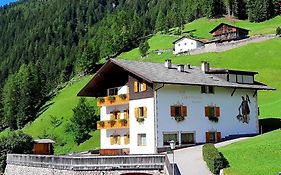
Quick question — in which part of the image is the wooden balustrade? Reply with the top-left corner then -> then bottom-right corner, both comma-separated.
97,94 -> 129,107
97,119 -> 129,129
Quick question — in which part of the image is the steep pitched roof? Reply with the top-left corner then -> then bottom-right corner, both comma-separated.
173,36 -> 204,44
209,23 -> 250,34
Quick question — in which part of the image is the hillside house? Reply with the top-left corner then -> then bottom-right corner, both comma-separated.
173,36 -> 204,54
209,23 -> 249,41
78,58 -> 274,155
32,139 -> 55,155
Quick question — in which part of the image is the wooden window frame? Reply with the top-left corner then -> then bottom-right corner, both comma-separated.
205,131 -> 221,143
171,105 -> 187,117
205,106 -> 220,118
110,135 -> 121,145
135,107 -> 147,119
124,134 -> 130,145
133,81 -> 147,93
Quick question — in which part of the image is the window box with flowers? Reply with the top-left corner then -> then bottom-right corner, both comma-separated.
97,121 -> 105,127
108,96 -> 116,102
171,105 -> 187,122
119,94 -> 127,100
97,97 -> 105,104
108,119 -> 116,127
119,118 -> 128,126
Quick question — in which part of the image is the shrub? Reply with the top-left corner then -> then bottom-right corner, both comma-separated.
276,27 -> 281,36
0,131 -> 33,173
202,143 -> 224,175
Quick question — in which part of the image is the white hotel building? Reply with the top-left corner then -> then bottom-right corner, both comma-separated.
78,58 -> 273,155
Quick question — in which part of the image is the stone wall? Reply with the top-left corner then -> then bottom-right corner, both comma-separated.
5,154 -> 171,175
5,164 -> 166,175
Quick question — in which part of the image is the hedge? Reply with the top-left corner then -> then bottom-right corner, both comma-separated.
202,143 -> 224,175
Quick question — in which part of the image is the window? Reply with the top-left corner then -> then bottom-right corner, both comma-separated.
133,81 -> 147,93
184,43 -> 187,45
171,106 -> 187,117
110,135 -> 121,145
108,87 -> 118,96
110,111 -> 120,120
201,86 -> 214,94
124,134 -> 130,145
123,109 -> 129,119
135,107 -> 147,118
163,132 -> 178,146
206,132 -> 221,143
181,132 -> 195,144
205,106 -> 220,118
138,134 -> 146,146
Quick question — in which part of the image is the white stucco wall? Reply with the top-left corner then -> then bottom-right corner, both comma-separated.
100,105 -> 129,149
129,98 -> 156,154
174,38 -> 204,54
156,84 -> 258,147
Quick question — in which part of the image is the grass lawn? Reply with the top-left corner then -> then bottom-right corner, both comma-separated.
23,75 -> 100,155
219,129 -> 281,175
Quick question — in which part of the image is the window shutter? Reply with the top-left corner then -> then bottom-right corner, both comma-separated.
110,112 -> 114,120
171,106 -> 176,117
117,135 -> 121,145
142,83 -> 147,91
143,107 -> 147,118
205,107 -> 209,117
124,110 -> 128,119
215,107 -> 220,117
134,81 -> 139,92
216,132 -> 221,142
134,107 -> 139,119
182,106 -> 187,117
117,111 -> 121,119
124,135 -> 127,145
205,132 -> 210,143
110,136 -> 114,145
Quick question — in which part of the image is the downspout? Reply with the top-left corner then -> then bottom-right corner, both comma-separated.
154,83 -> 165,153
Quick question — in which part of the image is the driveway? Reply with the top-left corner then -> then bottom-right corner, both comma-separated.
167,137 -> 250,175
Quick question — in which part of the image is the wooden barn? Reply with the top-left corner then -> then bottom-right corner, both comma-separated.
32,139 -> 55,155
209,23 -> 249,41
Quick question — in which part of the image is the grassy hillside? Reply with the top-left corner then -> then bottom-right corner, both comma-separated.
219,129 -> 281,175
182,16 -> 281,39
23,76 -> 100,154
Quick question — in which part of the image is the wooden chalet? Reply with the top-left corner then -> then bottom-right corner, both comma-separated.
209,23 -> 249,41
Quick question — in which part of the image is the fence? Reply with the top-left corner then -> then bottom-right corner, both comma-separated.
7,154 -> 168,172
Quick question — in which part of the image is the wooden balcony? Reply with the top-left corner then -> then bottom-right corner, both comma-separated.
97,119 -> 129,129
97,94 -> 129,107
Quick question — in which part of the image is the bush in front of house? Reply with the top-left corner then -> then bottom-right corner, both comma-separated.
0,131 -> 33,173
202,143 -> 224,175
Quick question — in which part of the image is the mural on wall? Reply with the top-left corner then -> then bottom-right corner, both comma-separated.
237,95 -> 251,124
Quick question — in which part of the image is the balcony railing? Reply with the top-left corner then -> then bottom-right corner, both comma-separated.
97,94 -> 129,107
97,119 -> 129,129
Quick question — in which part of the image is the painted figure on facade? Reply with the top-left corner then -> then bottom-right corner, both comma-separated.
237,95 -> 251,123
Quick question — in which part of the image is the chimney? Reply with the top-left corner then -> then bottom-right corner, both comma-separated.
201,61 -> 209,73
177,64 -> 184,72
165,59 -> 172,68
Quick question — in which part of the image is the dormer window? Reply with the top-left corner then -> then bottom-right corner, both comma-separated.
201,86 -> 214,94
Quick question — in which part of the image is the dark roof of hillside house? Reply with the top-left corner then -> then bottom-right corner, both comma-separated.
209,23 -> 250,34
173,36 -> 204,44
78,59 -> 274,97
